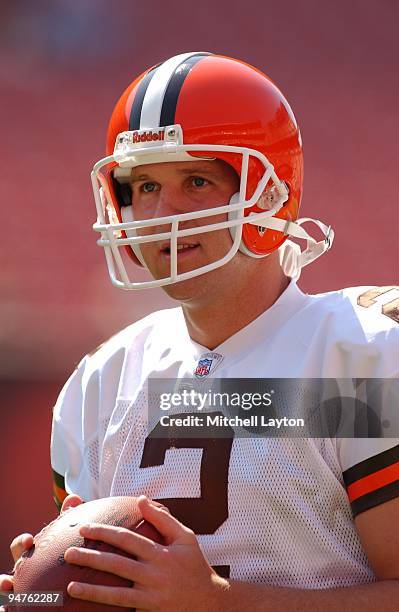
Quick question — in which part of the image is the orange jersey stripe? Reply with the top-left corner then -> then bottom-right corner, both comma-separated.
347,461 -> 399,502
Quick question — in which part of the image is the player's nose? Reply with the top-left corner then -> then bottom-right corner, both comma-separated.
153,184 -> 190,218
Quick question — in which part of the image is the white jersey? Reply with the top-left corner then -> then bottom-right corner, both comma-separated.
51,282 -> 399,589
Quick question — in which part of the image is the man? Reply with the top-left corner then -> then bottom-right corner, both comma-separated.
2,52 -> 399,610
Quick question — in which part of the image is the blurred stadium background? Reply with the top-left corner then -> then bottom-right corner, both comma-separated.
1,0 -> 398,571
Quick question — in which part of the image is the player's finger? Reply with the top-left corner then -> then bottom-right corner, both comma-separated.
146,499 -> 171,513
67,581 -> 149,609
0,574 -> 14,590
138,496 -> 193,544
10,533 -> 33,562
0,573 -> 13,611
61,494 -> 84,514
64,548 -> 151,585
78,524 -> 159,561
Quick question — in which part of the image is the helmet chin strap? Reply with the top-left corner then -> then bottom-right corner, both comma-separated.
228,192 -> 334,279
279,241 -> 302,279
266,216 -> 334,278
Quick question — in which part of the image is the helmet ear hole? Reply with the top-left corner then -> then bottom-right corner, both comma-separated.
113,180 -> 133,207
257,181 -> 290,211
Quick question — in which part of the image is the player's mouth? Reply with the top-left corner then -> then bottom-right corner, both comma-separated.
159,241 -> 200,259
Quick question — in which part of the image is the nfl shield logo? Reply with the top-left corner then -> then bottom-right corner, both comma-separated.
193,352 -> 224,379
194,358 -> 213,378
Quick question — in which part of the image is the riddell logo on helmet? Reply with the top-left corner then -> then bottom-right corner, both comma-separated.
132,130 -> 165,143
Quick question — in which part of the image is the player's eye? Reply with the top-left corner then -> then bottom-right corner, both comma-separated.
191,176 -> 209,188
141,182 -> 157,193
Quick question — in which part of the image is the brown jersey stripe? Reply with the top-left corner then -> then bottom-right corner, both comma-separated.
351,480 -> 399,517
52,468 -> 65,489
347,461 -> 399,502
343,444 -> 399,486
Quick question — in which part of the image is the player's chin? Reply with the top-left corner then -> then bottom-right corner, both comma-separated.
162,263 -> 225,301
158,262 -> 210,300
144,248 -> 226,300
161,278 -> 211,303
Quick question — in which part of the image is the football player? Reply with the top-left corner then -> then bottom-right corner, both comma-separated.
2,52 -> 399,611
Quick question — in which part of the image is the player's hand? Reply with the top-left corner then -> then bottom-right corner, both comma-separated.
64,495 -> 228,611
0,533 -> 35,612
0,532 -> 34,589
0,494 -> 83,611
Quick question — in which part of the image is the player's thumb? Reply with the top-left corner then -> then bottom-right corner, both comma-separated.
61,494 -> 84,514
10,533 -> 34,563
137,496 -> 193,544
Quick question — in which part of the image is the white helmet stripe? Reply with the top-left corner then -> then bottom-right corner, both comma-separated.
140,52 -> 209,129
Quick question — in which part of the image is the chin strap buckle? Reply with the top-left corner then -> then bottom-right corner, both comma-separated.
324,225 -> 333,250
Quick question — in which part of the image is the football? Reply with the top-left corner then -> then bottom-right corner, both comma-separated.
12,496 -> 164,610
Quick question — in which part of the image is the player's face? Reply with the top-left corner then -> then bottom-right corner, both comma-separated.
130,159 -> 240,299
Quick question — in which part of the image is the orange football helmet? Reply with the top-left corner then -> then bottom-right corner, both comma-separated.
91,52 -> 333,289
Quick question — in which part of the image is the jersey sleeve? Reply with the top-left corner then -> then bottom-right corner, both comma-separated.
50,357 -> 99,510
337,377 -> 399,516
333,291 -> 399,517
338,438 -> 399,517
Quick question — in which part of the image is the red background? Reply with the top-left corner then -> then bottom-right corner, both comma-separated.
1,0 -> 398,571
